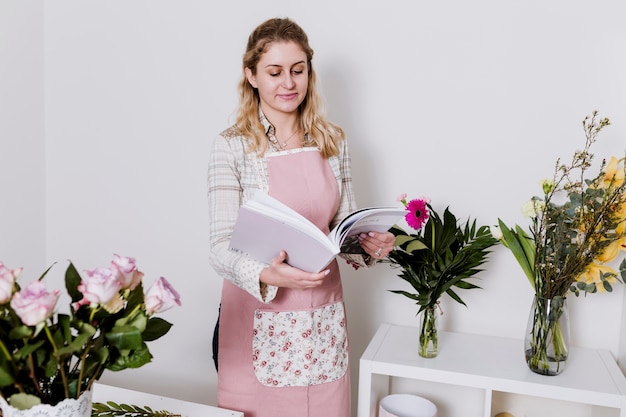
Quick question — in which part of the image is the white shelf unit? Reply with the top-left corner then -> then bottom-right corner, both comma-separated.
358,323 -> 626,417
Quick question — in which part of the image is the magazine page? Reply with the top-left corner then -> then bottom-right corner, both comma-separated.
228,191 -> 339,272
329,208 -> 406,253
244,192 -> 331,246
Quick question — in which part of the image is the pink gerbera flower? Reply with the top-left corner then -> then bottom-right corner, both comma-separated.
405,198 -> 429,230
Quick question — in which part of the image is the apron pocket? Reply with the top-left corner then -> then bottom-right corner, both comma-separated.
252,301 -> 348,388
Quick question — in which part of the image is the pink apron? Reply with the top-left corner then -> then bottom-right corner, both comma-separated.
217,149 -> 350,417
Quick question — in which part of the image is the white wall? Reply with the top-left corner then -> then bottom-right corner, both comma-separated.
0,1 -> 45,270
2,0 -> 626,414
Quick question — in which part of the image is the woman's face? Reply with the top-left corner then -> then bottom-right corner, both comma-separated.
246,41 -> 309,120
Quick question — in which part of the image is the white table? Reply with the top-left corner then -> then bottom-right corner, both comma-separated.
93,383 -> 243,417
358,323 -> 626,417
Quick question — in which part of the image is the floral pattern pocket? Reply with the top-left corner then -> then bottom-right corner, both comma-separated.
252,301 -> 348,388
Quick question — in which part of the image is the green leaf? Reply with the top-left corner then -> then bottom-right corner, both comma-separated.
389,225 -> 409,237
498,218 -> 535,288
394,235 -> 415,246
65,262 -> 84,303
8,393 -> 42,410
125,283 -> 146,313
454,280 -> 481,290
57,323 -> 96,356
9,325 -> 33,340
107,343 -> 153,371
389,290 -> 419,301
37,262 -> 57,282
116,311 -> 148,333
514,224 -> 536,273
445,288 -> 466,307
143,317 -> 173,342
406,240 -> 428,252
106,325 -> 143,350
58,313 -> 72,342
40,349 -> 59,378
0,366 -> 16,387
16,339 -> 45,359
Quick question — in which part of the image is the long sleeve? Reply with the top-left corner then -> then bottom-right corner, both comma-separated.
329,137 -> 355,229
207,133 -> 278,303
330,138 -> 376,268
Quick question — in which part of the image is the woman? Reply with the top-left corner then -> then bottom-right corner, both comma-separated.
207,17 -> 394,417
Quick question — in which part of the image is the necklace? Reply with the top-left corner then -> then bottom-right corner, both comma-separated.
277,128 -> 300,148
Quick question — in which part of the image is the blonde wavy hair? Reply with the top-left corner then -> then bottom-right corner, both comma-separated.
235,17 -> 344,158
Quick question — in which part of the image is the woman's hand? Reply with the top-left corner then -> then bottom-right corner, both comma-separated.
259,250 -> 331,289
358,231 -> 395,259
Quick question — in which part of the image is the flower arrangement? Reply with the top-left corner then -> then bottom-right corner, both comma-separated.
0,255 -> 181,410
386,194 -> 498,357
496,112 -> 626,299
496,111 -> 626,375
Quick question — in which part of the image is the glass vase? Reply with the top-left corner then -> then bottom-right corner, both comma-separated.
418,305 -> 438,358
524,295 -> 570,375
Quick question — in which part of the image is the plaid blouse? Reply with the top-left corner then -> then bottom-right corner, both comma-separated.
207,115 -> 365,303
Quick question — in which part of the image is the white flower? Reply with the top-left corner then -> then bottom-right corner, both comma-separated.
521,199 -> 545,218
490,225 -> 503,240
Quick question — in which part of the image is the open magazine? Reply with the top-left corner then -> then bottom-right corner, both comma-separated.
229,191 -> 406,272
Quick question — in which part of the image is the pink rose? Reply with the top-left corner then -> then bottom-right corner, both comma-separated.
111,254 -> 143,290
74,267 -> 123,309
0,262 -> 22,304
10,281 -> 60,326
144,277 -> 181,315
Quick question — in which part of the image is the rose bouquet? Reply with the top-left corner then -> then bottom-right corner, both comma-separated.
386,195 -> 498,357
0,255 -> 181,410
496,111 -> 626,375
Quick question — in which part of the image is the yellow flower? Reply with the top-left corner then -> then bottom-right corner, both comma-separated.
601,156 -> 625,188
597,241 -> 619,263
577,263 -> 619,292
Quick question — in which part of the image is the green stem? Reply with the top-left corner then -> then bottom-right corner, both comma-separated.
85,362 -> 105,393
26,353 -> 43,397
76,342 -> 92,398
527,296 -> 568,375
0,339 -> 12,362
43,324 -> 70,398
419,306 -> 438,357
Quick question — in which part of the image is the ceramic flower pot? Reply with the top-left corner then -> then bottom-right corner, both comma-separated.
379,394 -> 437,417
524,295 -> 570,375
0,389 -> 92,417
